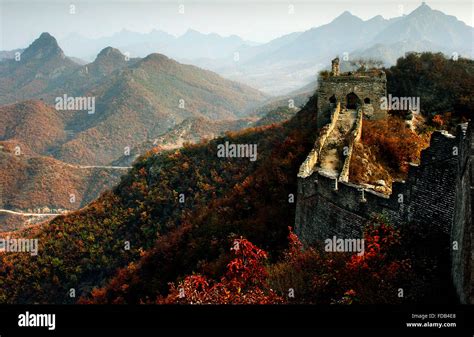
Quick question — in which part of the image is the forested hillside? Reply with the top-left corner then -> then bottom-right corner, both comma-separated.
0,53 -> 471,304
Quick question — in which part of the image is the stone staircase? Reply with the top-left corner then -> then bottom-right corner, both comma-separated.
317,108 -> 357,177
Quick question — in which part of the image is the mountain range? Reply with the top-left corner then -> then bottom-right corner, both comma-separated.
59,29 -> 256,63
25,3 -> 469,94
0,32 -> 274,230
0,31 -> 303,230
212,3 -> 473,93
0,32 -> 267,164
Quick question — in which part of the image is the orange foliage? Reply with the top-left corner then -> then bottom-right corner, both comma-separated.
362,117 -> 429,173
431,112 -> 459,131
350,116 -> 431,191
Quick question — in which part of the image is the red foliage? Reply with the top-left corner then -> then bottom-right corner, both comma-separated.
269,219 -> 413,304
432,114 -> 444,127
286,226 -> 303,259
157,238 -> 283,304
431,112 -> 459,131
344,218 -> 412,302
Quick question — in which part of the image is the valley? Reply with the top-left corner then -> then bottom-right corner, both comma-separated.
0,32 -> 305,230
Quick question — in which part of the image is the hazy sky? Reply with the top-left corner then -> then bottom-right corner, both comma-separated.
0,0 -> 472,50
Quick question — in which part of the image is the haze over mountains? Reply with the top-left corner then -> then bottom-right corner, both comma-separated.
9,3 -> 467,94
215,3 -> 473,93
60,29 -> 255,63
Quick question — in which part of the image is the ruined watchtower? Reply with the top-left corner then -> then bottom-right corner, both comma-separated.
317,58 -> 387,128
296,57 -> 473,304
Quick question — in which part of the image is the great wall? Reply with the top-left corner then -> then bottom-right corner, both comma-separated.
295,58 -> 473,304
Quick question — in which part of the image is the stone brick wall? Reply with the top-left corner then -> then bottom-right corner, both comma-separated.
450,124 -> 472,304
470,123 -> 474,304
316,73 -> 387,128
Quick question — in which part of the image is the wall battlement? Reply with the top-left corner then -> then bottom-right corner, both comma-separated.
317,65 -> 387,128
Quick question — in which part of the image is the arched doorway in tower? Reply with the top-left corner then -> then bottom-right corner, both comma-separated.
346,92 -> 361,109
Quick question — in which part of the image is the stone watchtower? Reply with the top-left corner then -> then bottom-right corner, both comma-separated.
316,58 -> 387,128
331,57 -> 340,76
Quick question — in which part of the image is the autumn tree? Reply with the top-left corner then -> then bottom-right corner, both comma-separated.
158,238 -> 283,304
269,219 -> 414,304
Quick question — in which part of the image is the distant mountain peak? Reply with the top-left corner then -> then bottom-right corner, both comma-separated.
38,32 -> 55,41
410,2 -> 434,16
183,28 -> 201,37
420,1 -> 431,9
367,15 -> 385,22
140,53 -> 171,66
88,46 -> 128,75
95,46 -> 124,60
332,10 -> 363,24
21,32 -> 65,61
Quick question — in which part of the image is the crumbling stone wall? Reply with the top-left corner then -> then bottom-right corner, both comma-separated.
298,103 -> 341,178
295,124 -> 472,303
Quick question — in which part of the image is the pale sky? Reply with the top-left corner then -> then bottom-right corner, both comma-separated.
0,0 -> 472,50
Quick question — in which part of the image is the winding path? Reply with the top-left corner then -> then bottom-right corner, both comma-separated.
64,164 -> 132,170
0,209 -> 63,217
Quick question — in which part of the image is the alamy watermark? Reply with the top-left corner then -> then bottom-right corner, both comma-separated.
55,94 -> 95,114
380,94 -> 420,113
0,236 -> 38,256
325,236 -> 365,256
217,141 -> 257,162
18,312 -> 55,330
